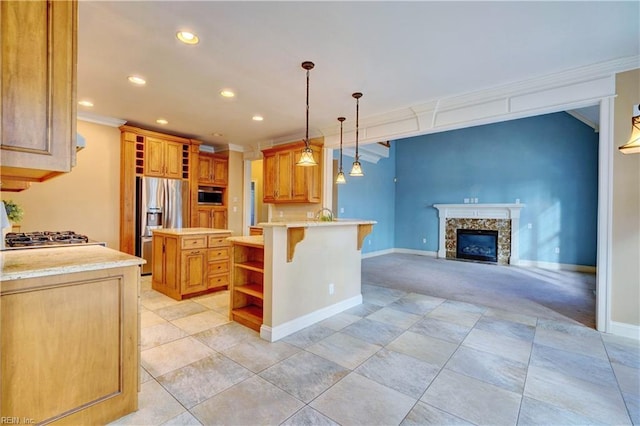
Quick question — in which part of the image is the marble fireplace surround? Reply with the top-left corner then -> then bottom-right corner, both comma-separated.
433,204 -> 524,265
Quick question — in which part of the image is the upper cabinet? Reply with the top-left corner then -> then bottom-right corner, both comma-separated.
0,0 -> 78,185
262,139 -> 322,204
145,137 -> 185,179
198,153 -> 228,186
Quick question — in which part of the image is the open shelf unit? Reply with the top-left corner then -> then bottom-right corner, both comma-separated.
229,239 -> 264,332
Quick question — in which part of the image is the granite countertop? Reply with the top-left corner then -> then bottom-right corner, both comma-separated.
152,227 -> 232,236
259,219 -> 376,228
227,235 -> 264,247
1,245 -> 144,281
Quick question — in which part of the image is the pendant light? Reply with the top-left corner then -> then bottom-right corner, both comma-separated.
619,104 -> 640,154
296,61 -> 318,166
336,117 -> 347,184
349,92 -> 364,176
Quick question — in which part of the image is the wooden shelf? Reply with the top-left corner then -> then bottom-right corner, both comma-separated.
235,283 -> 264,299
232,306 -> 263,332
230,240 -> 265,332
235,261 -> 264,273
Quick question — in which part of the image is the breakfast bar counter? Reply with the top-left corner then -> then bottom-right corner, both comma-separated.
255,219 -> 375,341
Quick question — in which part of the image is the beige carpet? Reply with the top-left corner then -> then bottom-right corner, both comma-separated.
362,253 -> 596,328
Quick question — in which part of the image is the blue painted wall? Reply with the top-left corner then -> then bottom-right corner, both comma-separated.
335,143 -> 396,254
336,112 -> 599,266
394,112 -> 599,266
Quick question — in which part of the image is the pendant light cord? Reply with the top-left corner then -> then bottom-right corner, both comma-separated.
352,92 -> 362,160
305,67 -> 310,148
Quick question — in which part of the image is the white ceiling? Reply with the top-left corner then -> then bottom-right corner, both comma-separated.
77,1 -> 639,150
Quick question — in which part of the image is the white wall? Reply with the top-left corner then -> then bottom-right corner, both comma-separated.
611,69 -> 640,328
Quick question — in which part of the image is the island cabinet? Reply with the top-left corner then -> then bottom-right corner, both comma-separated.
198,153 -> 228,186
1,245 -> 143,425
152,228 -> 231,300
228,236 -> 265,332
262,138 -> 322,204
0,0 -> 78,185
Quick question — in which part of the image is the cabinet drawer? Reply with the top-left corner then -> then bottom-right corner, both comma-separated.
208,234 -> 231,247
208,273 -> 229,289
208,247 -> 230,261
208,260 -> 229,275
182,236 -> 207,249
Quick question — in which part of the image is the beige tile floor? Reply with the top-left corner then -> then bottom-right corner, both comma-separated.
110,275 -> 639,426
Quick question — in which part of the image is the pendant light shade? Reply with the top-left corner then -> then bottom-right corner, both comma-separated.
349,92 -> 364,176
619,106 -> 640,154
296,61 -> 318,166
336,117 -> 347,184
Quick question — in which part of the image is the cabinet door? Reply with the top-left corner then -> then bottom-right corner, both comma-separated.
151,235 -> 166,288
291,150 -> 308,201
276,151 -> 293,201
0,0 -> 77,179
181,250 -> 207,294
164,237 -> 180,293
212,158 -> 228,186
164,141 -> 183,179
144,137 -> 165,177
198,156 -> 213,184
213,209 -> 227,229
196,207 -> 213,228
263,152 -> 277,203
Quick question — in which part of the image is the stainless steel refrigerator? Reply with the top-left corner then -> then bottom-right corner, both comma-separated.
135,176 -> 189,275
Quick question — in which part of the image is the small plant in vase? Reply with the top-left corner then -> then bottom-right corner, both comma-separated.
4,200 -> 24,228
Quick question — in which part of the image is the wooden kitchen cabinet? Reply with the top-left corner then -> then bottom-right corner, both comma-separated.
229,237 -> 265,332
151,233 -> 180,297
1,247 -> 142,424
0,0 -> 78,184
197,206 -> 228,229
144,137 -> 185,179
262,139 -> 322,203
152,229 -> 231,300
198,153 -> 228,186
119,125 -> 197,255
180,248 -> 208,294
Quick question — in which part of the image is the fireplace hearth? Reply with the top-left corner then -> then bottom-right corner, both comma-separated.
456,229 -> 499,263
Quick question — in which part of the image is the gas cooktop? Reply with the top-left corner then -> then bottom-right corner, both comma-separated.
4,231 -> 101,249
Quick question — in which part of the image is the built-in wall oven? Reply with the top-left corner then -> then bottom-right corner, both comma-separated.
198,187 -> 223,205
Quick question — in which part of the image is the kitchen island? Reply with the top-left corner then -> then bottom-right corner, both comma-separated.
1,245 -> 144,425
151,227 -> 232,300
248,219 -> 375,342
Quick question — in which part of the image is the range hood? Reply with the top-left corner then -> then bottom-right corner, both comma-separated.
76,133 -> 86,151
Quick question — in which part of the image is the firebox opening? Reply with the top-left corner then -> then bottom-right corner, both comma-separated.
456,229 -> 499,263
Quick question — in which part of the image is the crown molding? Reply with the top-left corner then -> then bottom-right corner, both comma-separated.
77,111 -> 126,127
320,56 -> 638,149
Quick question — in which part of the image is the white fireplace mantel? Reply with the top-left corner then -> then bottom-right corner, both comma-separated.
433,203 -> 525,264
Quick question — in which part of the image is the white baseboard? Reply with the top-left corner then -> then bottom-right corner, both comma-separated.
260,294 -> 363,342
361,248 -> 438,259
361,248 -> 395,259
513,259 -> 596,273
609,321 -> 640,340
392,248 -> 438,257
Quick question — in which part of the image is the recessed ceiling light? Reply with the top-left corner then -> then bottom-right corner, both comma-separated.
220,90 -> 235,98
212,132 -> 223,137
176,31 -> 199,45
252,115 -> 264,122
78,100 -> 94,107
156,119 -> 168,125
128,75 -> 146,85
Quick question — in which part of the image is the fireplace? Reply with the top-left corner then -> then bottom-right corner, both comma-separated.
456,229 -> 499,263
433,204 -> 525,265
